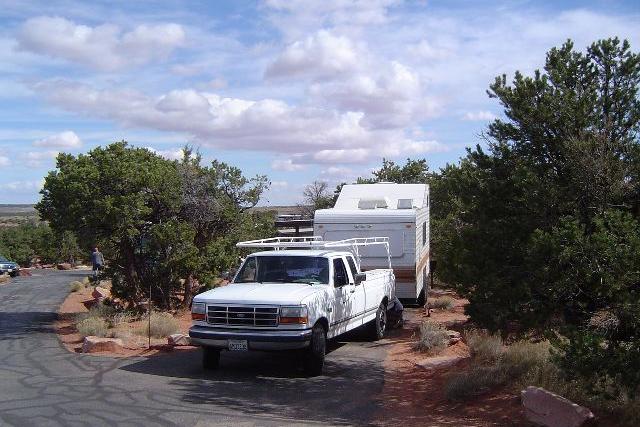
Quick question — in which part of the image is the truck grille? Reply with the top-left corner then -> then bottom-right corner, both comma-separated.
207,305 -> 279,327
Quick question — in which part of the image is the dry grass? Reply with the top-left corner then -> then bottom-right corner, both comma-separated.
138,312 -> 180,338
465,329 -> 503,363
0,275 -> 10,284
428,296 -> 456,310
445,365 -> 505,401
413,320 -> 449,355
69,281 -> 84,292
445,333 -> 551,402
77,317 -> 108,338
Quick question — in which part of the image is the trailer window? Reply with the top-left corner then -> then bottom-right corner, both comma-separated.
422,222 -> 426,246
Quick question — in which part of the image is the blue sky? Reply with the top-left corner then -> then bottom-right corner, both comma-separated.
0,0 -> 638,205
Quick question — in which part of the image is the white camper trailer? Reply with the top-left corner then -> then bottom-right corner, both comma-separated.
314,183 -> 430,304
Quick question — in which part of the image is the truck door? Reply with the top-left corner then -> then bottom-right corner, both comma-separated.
331,258 -> 358,336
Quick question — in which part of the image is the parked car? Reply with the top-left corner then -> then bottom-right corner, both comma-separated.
189,236 -> 396,375
0,255 -> 20,277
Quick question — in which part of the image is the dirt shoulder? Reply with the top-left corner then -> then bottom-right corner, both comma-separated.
376,294 -> 528,427
56,285 -> 195,357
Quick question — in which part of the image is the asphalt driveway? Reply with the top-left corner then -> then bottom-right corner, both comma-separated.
0,270 -> 388,426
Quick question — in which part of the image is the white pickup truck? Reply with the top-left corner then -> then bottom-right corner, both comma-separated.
189,237 -> 396,375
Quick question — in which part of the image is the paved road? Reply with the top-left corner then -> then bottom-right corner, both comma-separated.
0,270 -> 388,426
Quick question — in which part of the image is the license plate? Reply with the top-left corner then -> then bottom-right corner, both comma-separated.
228,340 -> 248,351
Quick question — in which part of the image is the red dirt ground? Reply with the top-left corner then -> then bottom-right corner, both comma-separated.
374,293 -> 530,427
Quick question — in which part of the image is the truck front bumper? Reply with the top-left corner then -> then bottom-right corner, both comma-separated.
189,325 -> 312,351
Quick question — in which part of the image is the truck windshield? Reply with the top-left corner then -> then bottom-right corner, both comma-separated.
234,256 -> 329,285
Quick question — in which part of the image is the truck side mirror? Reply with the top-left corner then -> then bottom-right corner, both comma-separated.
354,273 -> 366,285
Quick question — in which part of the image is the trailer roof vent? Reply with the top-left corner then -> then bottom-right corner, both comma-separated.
358,198 -> 389,209
397,198 -> 413,209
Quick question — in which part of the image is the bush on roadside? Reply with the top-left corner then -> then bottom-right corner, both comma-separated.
501,340 -> 550,378
77,317 -> 108,338
75,303 -> 117,323
445,365 -> 505,401
139,312 -> 180,338
413,320 -> 449,355
465,329 -> 503,363
69,281 -> 83,292
0,275 -> 10,284
428,296 -> 455,310
445,337 -> 553,402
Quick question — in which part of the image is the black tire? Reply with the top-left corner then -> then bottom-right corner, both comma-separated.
368,302 -> 387,340
202,347 -> 220,370
303,323 -> 326,376
9,272 -> 18,278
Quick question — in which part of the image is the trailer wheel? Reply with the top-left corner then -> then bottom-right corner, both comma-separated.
303,323 -> 326,376
202,347 -> 220,370
368,302 -> 387,341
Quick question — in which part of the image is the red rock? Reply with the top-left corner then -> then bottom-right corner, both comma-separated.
521,386 -> 595,427
92,286 -> 110,302
416,355 -> 467,370
57,263 -> 72,270
82,336 -> 124,353
18,269 -> 32,276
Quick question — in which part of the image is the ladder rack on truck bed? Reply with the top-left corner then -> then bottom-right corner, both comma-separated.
236,236 -> 391,268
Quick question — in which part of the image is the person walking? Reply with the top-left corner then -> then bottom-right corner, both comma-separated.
91,247 -> 105,281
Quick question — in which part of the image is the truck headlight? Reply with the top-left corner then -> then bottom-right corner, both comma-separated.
192,302 -> 206,321
279,305 -> 308,324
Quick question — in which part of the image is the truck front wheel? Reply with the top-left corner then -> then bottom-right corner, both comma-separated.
368,302 -> 387,341
202,347 -> 220,370
303,323 -> 326,376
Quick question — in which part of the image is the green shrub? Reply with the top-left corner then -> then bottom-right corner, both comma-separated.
413,321 -> 449,355
69,281 -> 83,292
465,330 -> 503,363
139,312 -> 180,338
445,365 -> 505,401
77,317 -> 108,338
428,296 -> 456,310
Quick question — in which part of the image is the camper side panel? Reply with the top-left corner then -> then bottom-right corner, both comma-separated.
414,203 -> 430,300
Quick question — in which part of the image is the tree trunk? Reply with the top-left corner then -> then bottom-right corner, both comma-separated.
183,274 -> 198,308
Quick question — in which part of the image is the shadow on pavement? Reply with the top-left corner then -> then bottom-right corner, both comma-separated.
120,339 -> 385,426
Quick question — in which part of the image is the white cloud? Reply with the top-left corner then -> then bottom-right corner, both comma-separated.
311,61 -> 439,129
34,80 -> 444,165
33,130 -> 82,148
271,158 -> 305,171
0,179 -> 45,192
17,16 -> 185,71
270,180 -> 289,188
0,156 -> 9,167
463,111 -> 497,121
145,147 -> 185,161
265,30 -> 360,79
25,150 -> 58,167
265,0 -> 399,40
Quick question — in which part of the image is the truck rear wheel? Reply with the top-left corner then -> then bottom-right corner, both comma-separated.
202,347 -> 220,370
303,323 -> 326,376
368,302 -> 387,341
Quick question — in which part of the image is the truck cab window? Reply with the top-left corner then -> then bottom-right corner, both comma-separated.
236,257 -> 256,282
333,259 -> 348,287
346,256 -> 358,282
